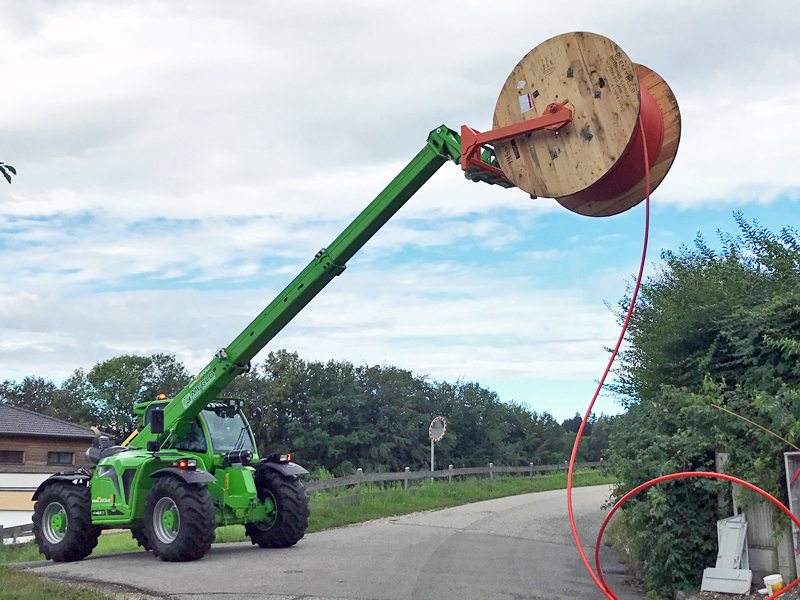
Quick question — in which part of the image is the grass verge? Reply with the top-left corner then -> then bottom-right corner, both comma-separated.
0,565 -> 114,600
308,468 -> 615,532
1,469 -> 614,598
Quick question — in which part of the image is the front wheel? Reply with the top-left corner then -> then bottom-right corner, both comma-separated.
32,482 -> 99,562
131,526 -> 151,551
245,469 -> 309,548
144,477 -> 216,561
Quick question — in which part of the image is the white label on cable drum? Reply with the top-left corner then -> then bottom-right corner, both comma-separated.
519,93 -> 533,113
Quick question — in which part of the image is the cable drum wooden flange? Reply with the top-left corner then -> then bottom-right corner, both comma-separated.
492,32 -> 681,217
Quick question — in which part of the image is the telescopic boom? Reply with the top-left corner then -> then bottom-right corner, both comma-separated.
131,125 -> 496,448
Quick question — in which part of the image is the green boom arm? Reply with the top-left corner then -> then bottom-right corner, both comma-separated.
131,125 -> 499,448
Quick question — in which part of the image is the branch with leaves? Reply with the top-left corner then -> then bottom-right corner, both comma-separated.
0,162 -> 16,183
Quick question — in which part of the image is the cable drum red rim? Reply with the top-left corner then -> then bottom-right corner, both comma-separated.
554,62 -> 682,218
567,82 -> 664,204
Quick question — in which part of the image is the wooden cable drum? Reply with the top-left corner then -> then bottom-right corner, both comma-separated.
492,32 -> 681,217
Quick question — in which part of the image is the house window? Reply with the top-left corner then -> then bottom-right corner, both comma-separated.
47,452 -> 74,466
0,450 -> 24,464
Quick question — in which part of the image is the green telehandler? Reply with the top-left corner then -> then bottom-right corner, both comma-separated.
29,31 -> 673,562
30,124 -> 521,562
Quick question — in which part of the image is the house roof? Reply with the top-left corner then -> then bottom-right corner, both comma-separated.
0,404 -> 96,439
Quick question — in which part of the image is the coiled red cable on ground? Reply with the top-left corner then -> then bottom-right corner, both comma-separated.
566,115 -> 800,600
593,473 -> 800,600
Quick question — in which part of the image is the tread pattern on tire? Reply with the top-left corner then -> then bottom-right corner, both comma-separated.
245,468 -> 310,548
32,482 -> 99,562
144,476 -> 216,562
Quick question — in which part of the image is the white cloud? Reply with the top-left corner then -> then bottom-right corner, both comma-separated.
0,262 -> 620,387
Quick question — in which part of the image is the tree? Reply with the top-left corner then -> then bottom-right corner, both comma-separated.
83,354 -> 191,438
4,350 -> 581,473
587,416 -> 610,461
1,377 -> 59,414
85,356 -> 152,437
0,374 -> 95,425
561,412 -> 585,434
143,353 -> 191,398
231,351 -> 579,475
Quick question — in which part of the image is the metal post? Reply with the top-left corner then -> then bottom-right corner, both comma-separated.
530,462 -> 534,478
489,462 -> 494,481
449,464 -> 453,483
357,467 -> 363,495
404,466 -> 410,490
430,439 -> 435,483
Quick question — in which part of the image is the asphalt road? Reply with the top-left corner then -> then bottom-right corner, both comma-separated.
23,485 -> 644,600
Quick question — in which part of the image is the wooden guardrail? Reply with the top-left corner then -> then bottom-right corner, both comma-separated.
0,523 -> 34,545
305,460 -> 606,492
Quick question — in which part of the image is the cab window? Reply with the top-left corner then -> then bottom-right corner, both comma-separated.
202,408 -> 254,454
176,419 -> 208,453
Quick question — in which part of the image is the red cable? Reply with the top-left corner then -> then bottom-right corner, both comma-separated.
566,115 -> 800,600
565,114 -> 651,598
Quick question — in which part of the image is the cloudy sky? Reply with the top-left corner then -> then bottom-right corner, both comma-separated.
1,1 -> 799,421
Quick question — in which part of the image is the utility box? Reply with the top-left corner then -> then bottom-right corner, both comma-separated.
784,452 -> 800,579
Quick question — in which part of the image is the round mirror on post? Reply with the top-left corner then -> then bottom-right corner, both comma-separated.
428,416 -> 447,475
429,416 -> 447,442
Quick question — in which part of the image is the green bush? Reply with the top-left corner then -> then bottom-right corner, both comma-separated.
608,215 -> 800,597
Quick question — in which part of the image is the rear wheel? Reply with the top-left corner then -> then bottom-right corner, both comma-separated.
32,482 -> 99,562
144,477 -> 216,561
245,469 -> 309,548
131,527 -> 151,551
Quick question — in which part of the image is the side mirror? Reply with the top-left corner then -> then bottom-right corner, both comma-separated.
150,407 -> 165,434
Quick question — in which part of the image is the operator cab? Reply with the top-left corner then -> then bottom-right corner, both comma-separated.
142,398 -> 256,470
200,402 -> 255,454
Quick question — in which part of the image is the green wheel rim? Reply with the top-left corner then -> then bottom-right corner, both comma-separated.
262,490 -> 277,528
162,509 -> 175,530
153,497 -> 180,544
42,502 -> 67,544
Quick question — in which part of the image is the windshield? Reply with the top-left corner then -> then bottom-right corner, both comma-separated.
201,407 -> 255,454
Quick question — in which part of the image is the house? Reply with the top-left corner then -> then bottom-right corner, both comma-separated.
0,404 -> 96,527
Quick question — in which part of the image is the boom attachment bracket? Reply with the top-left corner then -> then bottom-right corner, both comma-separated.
460,100 -> 573,194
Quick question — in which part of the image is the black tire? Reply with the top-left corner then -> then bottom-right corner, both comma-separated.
32,482 -> 99,562
245,469 -> 309,548
144,477 -> 216,561
131,527 -> 151,551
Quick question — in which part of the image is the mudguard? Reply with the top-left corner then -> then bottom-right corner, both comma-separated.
257,460 -> 309,477
150,467 -> 216,485
32,469 -> 92,500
